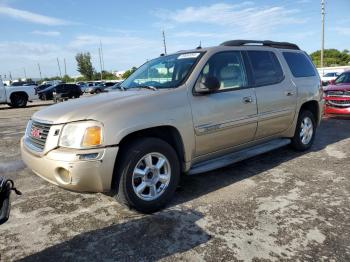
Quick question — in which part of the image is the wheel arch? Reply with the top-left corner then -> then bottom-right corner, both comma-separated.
10,91 -> 28,101
111,125 -> 186,191
299,100 -> 320,125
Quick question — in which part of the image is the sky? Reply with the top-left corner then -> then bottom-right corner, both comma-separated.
0,0 -> 349,79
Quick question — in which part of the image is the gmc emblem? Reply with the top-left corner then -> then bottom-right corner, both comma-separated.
30,128 -> 41,139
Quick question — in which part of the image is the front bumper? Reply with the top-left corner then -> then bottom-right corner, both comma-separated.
324,96 -> 350,115
324,105 -> 350,115
21,138 -> 118,192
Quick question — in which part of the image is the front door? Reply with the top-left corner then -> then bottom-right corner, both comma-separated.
190,51 -> 258,157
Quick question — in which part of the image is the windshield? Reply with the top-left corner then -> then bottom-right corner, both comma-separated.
121,52 -> 202,89
335,72 -> 350,84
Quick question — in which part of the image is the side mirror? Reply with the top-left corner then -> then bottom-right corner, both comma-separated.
329,79 -> 335,85
195,76 -> 220,94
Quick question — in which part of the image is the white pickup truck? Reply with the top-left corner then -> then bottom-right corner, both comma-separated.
0,81 -> 38,107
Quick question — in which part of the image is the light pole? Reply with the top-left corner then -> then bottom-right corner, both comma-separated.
321,0 -> 325,69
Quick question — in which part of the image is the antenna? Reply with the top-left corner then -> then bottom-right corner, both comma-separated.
23,68 -> 27,79
196,40 -> 202,49
162,30 -> 167,55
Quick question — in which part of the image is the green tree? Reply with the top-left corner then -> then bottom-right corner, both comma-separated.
62,74 -> 75,83
75,52 -> 94,80
310,49 -> 350,67
122,66 -> 137,79
92,70 -> 119,81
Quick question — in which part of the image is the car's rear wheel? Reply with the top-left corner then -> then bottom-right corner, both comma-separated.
291,110 -> 316,151
10,93 -> 28,108
114,138 -> 180,213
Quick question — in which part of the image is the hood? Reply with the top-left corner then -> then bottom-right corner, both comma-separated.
33,90 -> 154,124
324,83 -> 350,92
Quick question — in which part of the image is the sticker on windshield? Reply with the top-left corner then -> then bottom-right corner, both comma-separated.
178,53 -> 200,59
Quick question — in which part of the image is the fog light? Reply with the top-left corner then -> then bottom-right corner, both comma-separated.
56,167 -> 72,184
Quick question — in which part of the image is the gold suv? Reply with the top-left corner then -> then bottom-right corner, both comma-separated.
21,40 -> 323,213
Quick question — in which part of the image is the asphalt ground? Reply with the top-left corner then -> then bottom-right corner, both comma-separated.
0,99 -> 349,261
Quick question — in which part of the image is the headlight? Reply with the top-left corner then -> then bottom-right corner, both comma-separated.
25,120 -> 33,138
59,121 -> 103,149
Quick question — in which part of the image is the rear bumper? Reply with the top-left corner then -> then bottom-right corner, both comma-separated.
21,138 -> 118,192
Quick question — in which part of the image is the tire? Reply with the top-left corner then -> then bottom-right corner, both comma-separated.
115,138 -> 180,213
290,110 -> 316,151
10,93 -> 28,108
95,89 -> 101,94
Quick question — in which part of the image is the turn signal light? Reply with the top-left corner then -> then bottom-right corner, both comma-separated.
82,126 -> 102,147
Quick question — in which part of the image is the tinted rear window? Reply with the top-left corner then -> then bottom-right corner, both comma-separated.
282,52 -> 316,78
247,51 -> 284,86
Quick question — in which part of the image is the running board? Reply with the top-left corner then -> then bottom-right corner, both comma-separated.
188,138 -> 291,175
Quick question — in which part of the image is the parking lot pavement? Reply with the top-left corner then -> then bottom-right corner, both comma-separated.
0,100 -> 349,261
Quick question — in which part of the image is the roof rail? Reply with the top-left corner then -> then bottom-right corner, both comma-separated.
220,40 -> 300,50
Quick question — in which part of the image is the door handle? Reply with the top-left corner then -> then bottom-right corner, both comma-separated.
286,91 -> 294,96
242,96 -> 253,104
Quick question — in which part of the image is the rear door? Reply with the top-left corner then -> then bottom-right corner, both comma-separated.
247,50 -> 297,139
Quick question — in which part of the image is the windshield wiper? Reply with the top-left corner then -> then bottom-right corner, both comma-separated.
133,85 -> 158,91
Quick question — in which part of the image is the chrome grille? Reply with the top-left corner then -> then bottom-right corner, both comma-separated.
27,121 -> 52,151
326,90 -> 350,97
328,99 -> 350,107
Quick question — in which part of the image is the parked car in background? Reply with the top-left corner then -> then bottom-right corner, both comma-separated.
11,81 -> 37,87
105,82 -> 124,92
38,83 -> 82,100
35,84 -> 52,93
0,81 -> 37,107
321,72 -> 340,86
86,82 -> 115,94
324,71 -> 350,116
21,40 -> 323,213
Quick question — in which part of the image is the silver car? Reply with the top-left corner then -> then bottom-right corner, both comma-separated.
21,40 -> 323,213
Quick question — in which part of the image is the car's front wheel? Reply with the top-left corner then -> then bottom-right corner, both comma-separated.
115,138 -> 180,213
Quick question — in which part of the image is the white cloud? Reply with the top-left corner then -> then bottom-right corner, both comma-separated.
31,30 -> 61,37
172,31 -> 219,38
0,5 -> 70,25
155,3 -> 306,35
68,34 -> 158,52
0,41 -> 61,59
332,27 -> 350,36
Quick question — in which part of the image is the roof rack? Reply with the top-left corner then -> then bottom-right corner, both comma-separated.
220,40 -> 300,50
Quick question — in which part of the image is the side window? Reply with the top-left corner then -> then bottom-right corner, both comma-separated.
282,52 -> 316,78
62,84 -> 68,91
198,51 -> 248,90
247,51 -> 284,86
55,85 -> 63,92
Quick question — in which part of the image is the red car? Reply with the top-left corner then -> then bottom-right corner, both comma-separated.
324,70 -> 350,116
